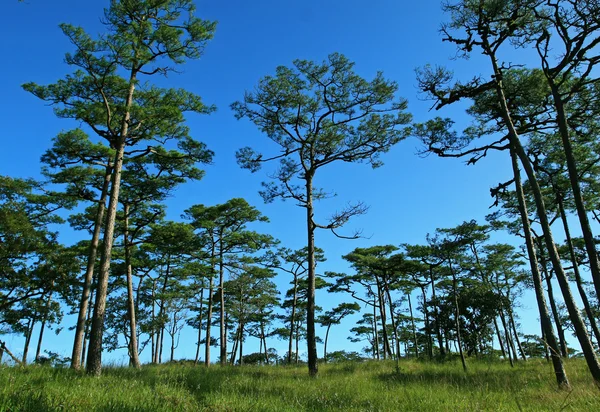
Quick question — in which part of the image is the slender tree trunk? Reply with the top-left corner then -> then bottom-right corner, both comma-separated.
154,259 -> 170,364
288,274 -> 298,364
508,309 -> 527,361
500,303 -> 518,362
295,321 -> 300,364
159,326 -> 165,364
500,309 -> 515,367
548,80 -> 600,305
261,323 -> 269,364
510,98 -> 600,387
194,288 -> 204,365
151,280 -> 156,364
323,324 -> 332,361
508,144 -> 569,388
450,267 -> 467,372
305,172 -> 318,377
87,67 -> 138,376
385,286 -> 401,370
123,204 -> 141,368
421,287 -> 433,360
170,313 -> 176,362
81,286 -> 95,368
0,341 -> 4,364
372,301 -> 380,360
557,193 -> 600,346
71,163 -> 111,370
376,280 -> 392,359
430,267 -> 445,357
35,293 -> 53,362
205,243 -> 215,367
219,239 -> 226,366
494,317 -> 507,359
22,318 -> 35,365
239,322 -> 244,366
408,292 -> 419,359
539,243 -> 569,358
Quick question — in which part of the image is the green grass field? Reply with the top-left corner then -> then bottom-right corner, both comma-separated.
1,359 -> 598,411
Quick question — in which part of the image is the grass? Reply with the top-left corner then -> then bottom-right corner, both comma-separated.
0,358 -> 599,411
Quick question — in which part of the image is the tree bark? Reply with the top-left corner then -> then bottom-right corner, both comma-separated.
420,286 -> 433,360
305,172 -> 318,376
430,266 -> 445,357
22,318 -> 35,365
71,163 -> 111,370
288,273 -> 298,364
219,237 -> 226,366
538,241 -> 569,358
86,67 -> 137,376
557,192 -> 600,346
35,292 -> 53,362
494,317 -> 507,359
123,203 -> 141,368
509,143 -> 570,388
194,288 -> 204,365
450,266 -> 467,372
508,309 -> 527,361
408,292 -> 419,359
548,80 -> 600,305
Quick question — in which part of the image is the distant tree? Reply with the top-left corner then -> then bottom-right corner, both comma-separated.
233,53 -> 411,376
184,198 -> 275,366
317,302 -> 360,361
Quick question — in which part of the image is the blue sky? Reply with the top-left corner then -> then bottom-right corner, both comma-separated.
1,0 -> 561,364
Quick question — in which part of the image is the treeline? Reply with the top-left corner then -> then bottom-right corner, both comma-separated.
1,0 -> 600,391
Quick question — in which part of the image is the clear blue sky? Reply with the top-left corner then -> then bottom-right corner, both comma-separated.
2,0 -> 559,363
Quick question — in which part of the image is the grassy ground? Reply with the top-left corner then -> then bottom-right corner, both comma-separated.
0,358 -> 598,411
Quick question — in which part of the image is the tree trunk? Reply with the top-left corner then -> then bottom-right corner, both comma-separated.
71,163 -> 111,370
305,172 -> 318,377
219,238 -> 226,366
288,274 -> 298,364
170,313 -> 176,362
35,293 -> 53,362
499,308 -> 515,367
548,80 -> 600,305
557,192 -> 600,346
194,288 -> 204,365
372,301 -> 380,360
430,266 -> 445,357
205,242 -> 215,367
295,320 -> 300,364
450,267 -> 467,372
508,309 -> 527,361
239,322 -> 244,366
86,68 -> 137,376
159,326 -> 165,364
508,143 -> 569,388
408,292 -> 419,359
539,243 -> 569,358
385,286 -> 401,370
123,203 -> 141,368
323,324 -> 332,361
376,279 -> 392,359
22,318 -> 35,365
420,286 -> 433,360
494,317 -> 507,359
151,279 -> 156,364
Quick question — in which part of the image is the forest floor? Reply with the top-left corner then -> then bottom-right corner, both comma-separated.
0,358 -> 599,411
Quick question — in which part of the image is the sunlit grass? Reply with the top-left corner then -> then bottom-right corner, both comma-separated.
0,358 -> 598,411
